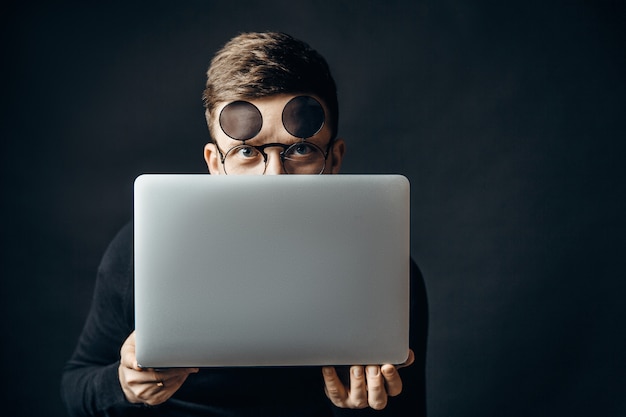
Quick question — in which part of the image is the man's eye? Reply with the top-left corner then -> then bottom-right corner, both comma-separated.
293,144 -> 313,155
237,146 -> 258,158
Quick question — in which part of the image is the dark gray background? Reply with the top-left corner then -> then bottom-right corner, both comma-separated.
2,1 -> 625,416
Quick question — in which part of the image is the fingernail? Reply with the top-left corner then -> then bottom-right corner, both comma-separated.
323,367 -> 334,376
352,366 -> 363,377
367,366 -> 380,376
382,365 -> 395,376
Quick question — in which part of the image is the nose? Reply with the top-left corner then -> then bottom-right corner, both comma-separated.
263,148 -> 286,175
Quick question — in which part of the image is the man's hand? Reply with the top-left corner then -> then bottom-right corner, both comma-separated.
322,349 -> 415,410
118,331 -> 199,406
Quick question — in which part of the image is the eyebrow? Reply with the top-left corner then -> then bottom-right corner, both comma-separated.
244,136 -> 331,150
243,136 -> 301,146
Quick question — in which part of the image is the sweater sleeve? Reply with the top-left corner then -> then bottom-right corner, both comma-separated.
331,258 -> 428,417
60,222 -> 143,417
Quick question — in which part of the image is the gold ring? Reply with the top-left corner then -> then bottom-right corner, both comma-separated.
153,370 -> 164,388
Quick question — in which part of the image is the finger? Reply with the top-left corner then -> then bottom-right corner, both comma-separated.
118,364 -> 150,404
125,368 -> 198,406
381,364 -> 403,397
347,366 -> 368,409
365,365 -> 388,410
379,349 -> 413,398
322,367 -> 348,406
153,367 -> 200,387
130,378 -> 165,406
143,373 -> 193,406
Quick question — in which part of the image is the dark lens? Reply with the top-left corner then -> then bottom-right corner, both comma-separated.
219,101 -> 263,140
282,96 -> 325,139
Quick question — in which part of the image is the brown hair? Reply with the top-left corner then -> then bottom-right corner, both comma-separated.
202,32 -> 339,139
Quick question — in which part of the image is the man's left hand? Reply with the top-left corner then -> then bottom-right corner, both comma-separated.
322,349 -> 415,410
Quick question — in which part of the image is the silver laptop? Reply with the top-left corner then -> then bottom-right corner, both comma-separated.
134,174 -> 410,367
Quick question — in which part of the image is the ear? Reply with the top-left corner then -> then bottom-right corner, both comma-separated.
328,138 -> 346,174
204,142 -> 223,175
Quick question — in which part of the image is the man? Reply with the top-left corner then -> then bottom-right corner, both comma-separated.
61,31 -> 428,416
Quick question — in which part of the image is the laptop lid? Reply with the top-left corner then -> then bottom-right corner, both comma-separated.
134,174 -> 410,367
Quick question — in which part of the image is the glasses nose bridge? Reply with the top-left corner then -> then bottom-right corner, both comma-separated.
260,143 -> 288,174
259,143 -> 289,164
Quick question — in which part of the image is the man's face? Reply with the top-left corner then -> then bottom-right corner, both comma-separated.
204,94 -> 345,175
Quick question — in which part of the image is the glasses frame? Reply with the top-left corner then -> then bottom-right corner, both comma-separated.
213,140 -> 335,175
219,96 -> 325,142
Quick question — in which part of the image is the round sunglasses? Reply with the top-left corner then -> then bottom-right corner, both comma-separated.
218,95 -> 325,141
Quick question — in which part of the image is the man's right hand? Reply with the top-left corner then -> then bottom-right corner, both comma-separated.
118,331 -> 199,406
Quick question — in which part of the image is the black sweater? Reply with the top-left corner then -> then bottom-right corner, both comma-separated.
61,222 -> 428,416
